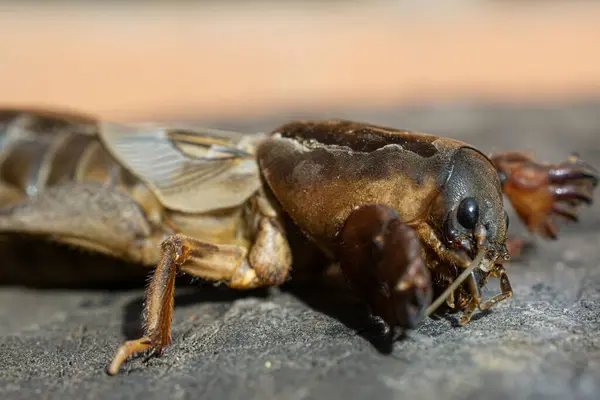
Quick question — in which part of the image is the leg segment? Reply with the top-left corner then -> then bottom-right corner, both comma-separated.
0,182 -> 156,261
415,222 -> 513,324
107,215 -> 291,375
458,272 -> 482,325
479,265 -> 513,311
338,204 -> 433,333
490,151 -> 598,239
456,265 -> 513,324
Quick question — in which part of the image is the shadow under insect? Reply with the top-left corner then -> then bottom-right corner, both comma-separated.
0,237 -> 149,289
282,274 -> 398,354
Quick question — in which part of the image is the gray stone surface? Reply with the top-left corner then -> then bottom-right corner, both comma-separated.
1,100 -> 600,400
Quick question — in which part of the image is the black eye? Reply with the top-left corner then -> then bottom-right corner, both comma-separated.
505,211 -> 510,230
457,198 -> 479,230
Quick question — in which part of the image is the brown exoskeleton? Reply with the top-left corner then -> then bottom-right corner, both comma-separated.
0,110 -> 596,375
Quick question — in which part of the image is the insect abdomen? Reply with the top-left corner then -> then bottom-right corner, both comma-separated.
0,109 -> 141,200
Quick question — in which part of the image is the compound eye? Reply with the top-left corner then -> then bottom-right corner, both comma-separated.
457,197 -> 479,230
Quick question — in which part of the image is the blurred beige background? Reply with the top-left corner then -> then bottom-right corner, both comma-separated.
1,1 -> 599,121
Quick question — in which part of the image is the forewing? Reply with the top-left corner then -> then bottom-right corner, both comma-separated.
99,121 -> 263,213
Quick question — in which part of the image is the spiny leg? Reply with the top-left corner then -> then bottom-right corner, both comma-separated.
107,215 -> 291,375
451,265 -> 513,325
415,222 -> 485,319
490,151 -> 598,240
479,265 -> 513,311
456,264 -> 513,324
458,272 -> 482,325
423,250 -> 486,322
108,235 -> 204,375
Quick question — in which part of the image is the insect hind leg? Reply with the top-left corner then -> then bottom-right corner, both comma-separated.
107,215 -> 292,375
0,182 -> 156,262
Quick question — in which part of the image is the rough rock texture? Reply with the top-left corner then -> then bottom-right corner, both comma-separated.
1,101 -> 600,400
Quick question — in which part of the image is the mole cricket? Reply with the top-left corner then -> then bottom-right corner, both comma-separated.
0,108 -> 596,375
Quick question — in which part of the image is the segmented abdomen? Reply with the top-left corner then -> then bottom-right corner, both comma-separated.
0,109 -> 140,200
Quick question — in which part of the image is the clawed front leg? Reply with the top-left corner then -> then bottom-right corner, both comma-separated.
338,204 -> 433,333
490,151 -> 599,239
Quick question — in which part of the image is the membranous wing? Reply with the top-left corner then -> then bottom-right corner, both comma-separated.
99,121 -> 263,213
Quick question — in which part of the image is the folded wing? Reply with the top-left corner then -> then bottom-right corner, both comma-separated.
99,121 -> 263,214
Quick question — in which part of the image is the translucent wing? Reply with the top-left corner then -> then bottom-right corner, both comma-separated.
99,121 -> 263,214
